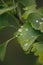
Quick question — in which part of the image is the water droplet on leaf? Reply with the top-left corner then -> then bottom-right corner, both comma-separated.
20,33 -> 23,36
18,29 -> 22,32
41,18 -> 43,20
25,28 -> 28,31
21,26 -> 23,28
36,20 -> 39,23
40,22 -> 42,25
16,35 -> 18,37
24,43 -> 28,47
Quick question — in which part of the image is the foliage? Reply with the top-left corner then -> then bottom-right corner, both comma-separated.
0,0 -> 43,65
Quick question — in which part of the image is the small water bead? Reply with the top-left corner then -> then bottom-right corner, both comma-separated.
21,26 -> 23,28
16,35 -> 18,37
25,28 -> 28,32
41,18 -> 43,20
20,33 -> 23,36
24,43 -> 28,47
36,20 -> 39,23
40,22 -> 42,25
18,28 -> 22,32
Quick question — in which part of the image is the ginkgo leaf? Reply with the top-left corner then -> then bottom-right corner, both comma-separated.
16,0 -> 36,7
31,42 -> 43,64
28,13 -> 43,32
17,22 -> 39,52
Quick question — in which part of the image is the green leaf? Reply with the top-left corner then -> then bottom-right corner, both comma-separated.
3,0 -> 15,6
0,36 -> 15,61
37,7 -> 43,16
22,5 -> 36,19
2,0 -> 16,6
0,6 -> 15,15
0,13 -> 20,30
28,13 -> 43,32
0,4 -> 4,9
7,13 -> 20,30
0,42 -> 7,61
37,34 -> 43,42
17,22 -> 39,52
39,22 -> 43,32
31,42 -> 43,64
0,13 -> 9,29
16,0 -> 36,7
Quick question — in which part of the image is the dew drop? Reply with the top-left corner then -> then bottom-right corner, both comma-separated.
21,26 -> 23,28
16,35 -> 18,37
20,33 -> 23,36
25,28 -> 28,31
36,20 -> 39,23
41,18 -> 43,20
18,29 -> 22,32
24,43 -> 28,47
40,22 -> 42,25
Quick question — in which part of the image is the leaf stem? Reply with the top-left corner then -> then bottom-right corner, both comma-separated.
5,36 -> 16,46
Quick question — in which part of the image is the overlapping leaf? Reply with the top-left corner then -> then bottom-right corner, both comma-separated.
37,7 -> 43,16
22,5 -> 36,19
15,0 -> 36,20
32,42 -> 43,64
0,41 -> 8,61
28,13 -> 43,32
16,0 -> 36,7
0,13 -> 20,30
17,22 -> 39,52
0,11 -> 20,61
0,6 -> 15,15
